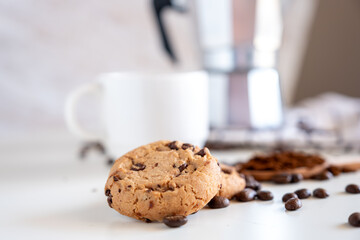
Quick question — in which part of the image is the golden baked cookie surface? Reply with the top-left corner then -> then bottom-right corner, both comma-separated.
105,140 -> 221,222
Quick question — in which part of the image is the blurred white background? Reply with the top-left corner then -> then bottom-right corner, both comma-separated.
0,0 -> 319,136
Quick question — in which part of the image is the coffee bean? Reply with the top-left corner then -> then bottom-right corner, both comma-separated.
291,173 -> 303,183
178,163 -> 188,172
282,193 -> 298,202
245,175 -> 262,191
163,215 -> 188,228
313,188 -> 329,198
168,141 -> 179,150
257,190 -> 274,201
107,158 -> 115,166
235,188 -> 257,202
313,171 -> 333,180
348,212 -> 360,227
285,198 -> 302,211
294,188 -> 311,199
345,184 -> 360,194
131,163 -> 146,171
327,165 -> 342,176
196,148 -> 206,157
182,143 -> 194,150
107,196 -> 113,208
208,196 -> 230,208
105,189 -> 111,196
272,173 -> 292,184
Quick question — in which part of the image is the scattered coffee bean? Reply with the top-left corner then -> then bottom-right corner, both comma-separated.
348,212 -> 360,227
168,141 -> 179,150
282,193 -> 298,202
345,184 -> 360,194
178,163 -> 188,172
313,171 -> 333,180
105,189 -> 111,196
285,198 -> 302,211
257,190 -> 274,201
291,173 -> 303,183
208,196 -> 230,208
327,165 -> 342,176
131,163 -> 146,171
235,188 -> 257,202
245,175 -> 262,191
163,215 -> 188,228
294,188 -> 311,199
107,157 -> 115,166
313,188 -> 329,198
272,173 -> 292,184
196,148 -> 206,157
181,143 -> 194,150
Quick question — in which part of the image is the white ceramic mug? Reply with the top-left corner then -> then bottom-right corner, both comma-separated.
65,71 -> 209,157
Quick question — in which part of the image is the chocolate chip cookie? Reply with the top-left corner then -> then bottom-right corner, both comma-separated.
217,164 -> 246,199
105,140 -> 221,222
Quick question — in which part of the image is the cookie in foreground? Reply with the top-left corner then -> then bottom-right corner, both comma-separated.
104,140 -> 221,222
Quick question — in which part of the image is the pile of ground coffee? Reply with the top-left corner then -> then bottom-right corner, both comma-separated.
240,151 -> 325,171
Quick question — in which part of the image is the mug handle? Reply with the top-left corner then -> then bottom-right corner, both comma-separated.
64,82 -> 104,141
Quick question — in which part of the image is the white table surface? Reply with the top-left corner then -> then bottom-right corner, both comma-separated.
1,131 -> 359,240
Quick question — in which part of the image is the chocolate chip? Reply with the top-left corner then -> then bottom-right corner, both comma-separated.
145,218 -> 152,223
285,198 -> 302,211
348,212 -> 360,227
272,173 -> 292,184
105,189 -> 111,196
313,171 -> 333,180
149,201 -> 154,209
178,163 -> 188,172
107,196 -> 113,208
221,168 -> 232,174
168,141 -> 179,150
327,165 -> 342,176
182,143 -> 194,150
131,163 -> 146,171
154,163 -> 159,167
313,188 -> 329,198
282,193 -> 298,202
196,148 -> 206,157
113,176 -> 120,181
257,190 -> 274,201
294,188 -> 311,199
291,173 -> 303,183
163,215 -> 188,228
342,166 -> 356,173
245,175 -> 262,191
235,188 -> 257,202
127,185 -> 131,188
118,189 -> 121,193
208,196 -> 230,208
345,184 -> 360,194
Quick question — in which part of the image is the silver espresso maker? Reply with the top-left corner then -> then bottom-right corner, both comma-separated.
152,0 -> 283,130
